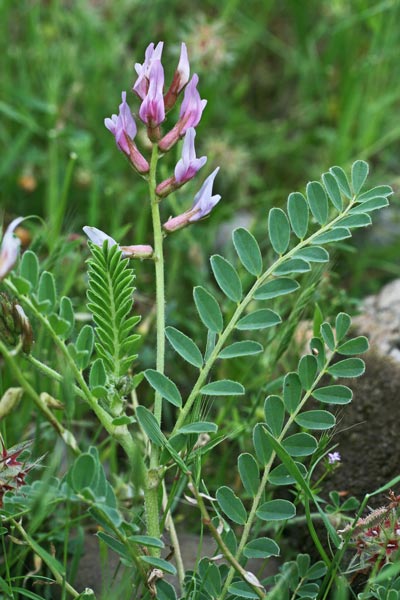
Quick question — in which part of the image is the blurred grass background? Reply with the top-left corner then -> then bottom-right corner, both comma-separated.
1,0 -> 400,290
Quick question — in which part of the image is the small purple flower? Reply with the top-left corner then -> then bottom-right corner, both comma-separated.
104,92 -> 149,173
83,227 -> 153,259
0,218 -> 24,280
328,452 -> 341,464
104,91 -> 137,156
159,74 -> 207,152
189,167 -> 221,222
175,128 -> 207,184
163,168 -> 221,232
133,42 -> 164,100
179,74 -> 207,135
164,43 -> 190,111
139,60 -> 165,128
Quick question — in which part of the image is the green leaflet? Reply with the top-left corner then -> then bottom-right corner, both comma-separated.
210,254 -> 242,302
232,227 -> 262,276
193,286 -> 223,333
144,369 -> 182,408
165,326 -> 203,368
351,160 -> 369,195
268,207 -> 291,254
287,192 -> 309,238
306,181 -> 328,225
216,486 -> 247,525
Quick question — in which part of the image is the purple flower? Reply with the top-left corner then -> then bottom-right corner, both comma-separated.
133,42 -> 164,100
104,91 -> 137,155
159,74 -> 207,152
138,60 -> 165,128
179,74 -> 207,134
0,218 -> 24,280
175,128 -> 207,184
164,43 -> 190,111
83,227 -> 153,259
189,167 -> 221,221
328,452 -> 341,464
163,168 -> 221,232
104,92 -> 149,173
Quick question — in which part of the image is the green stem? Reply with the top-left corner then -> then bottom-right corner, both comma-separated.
172,196 -> 357,436
145,143 -> 165,547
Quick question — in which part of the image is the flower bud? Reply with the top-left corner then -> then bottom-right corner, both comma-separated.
0,388 -> 23,419
164,43 -> 190,111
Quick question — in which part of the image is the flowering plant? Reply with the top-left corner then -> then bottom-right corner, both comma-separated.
0,42 -> 396,600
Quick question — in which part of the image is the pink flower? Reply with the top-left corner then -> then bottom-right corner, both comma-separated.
83,227 -> 153,259
104,92 -> 149,173
133,42 -> 164,100
159,74 -> 207,152
163,168 -> 221,232
179,75 -> 207,134
174,128 -> 207,184
164,43 -> 190,111
139,60 -> 165,128
0,218 -> 24,280
156,128 -> 207,197
104,91 -> 137,155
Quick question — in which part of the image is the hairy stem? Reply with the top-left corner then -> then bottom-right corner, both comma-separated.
145,143 -> 164,547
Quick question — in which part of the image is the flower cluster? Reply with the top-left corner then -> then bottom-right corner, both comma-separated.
86,42 -> 220,251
